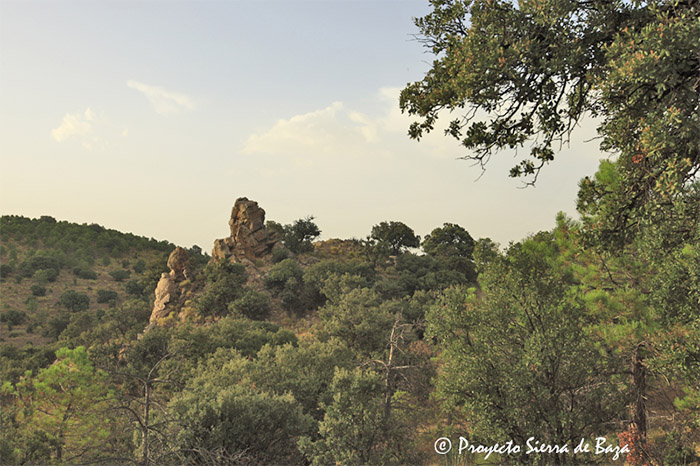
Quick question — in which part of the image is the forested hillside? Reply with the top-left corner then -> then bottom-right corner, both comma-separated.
1,0 -> 699,464
0,209 -> 483,464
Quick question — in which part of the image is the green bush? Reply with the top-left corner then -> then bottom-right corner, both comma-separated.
0,263 -> 14,280
109,270 -> 130,282
73,266 -> 97,280
17,256 -> 62,279
195,262 -> 247,317
59,290 -> 90,312
265,259 -> 303,291
33,268 -> 59,284
30,284 -> 46,297
96,289 -> 118,304
229,290 -> 271,320
265,259 -> 316,316
271,247 -> 291,264
132,259 -> 146,274
1,309 -> 26,326
125,279 -> 145,297
25,296 -> 38,312
43,315 -> 70,339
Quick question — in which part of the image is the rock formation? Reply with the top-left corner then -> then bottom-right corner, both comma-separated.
146,246 -> 190,330
145,198 -> 278,332
212,197 -> 279,264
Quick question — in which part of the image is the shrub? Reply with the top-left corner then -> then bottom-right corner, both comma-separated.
1,309 -> 26,326
370,221 -> 420,255
265,259 -> 315,316
44,315 -> 70,339
195,262 -> 247,317
132,259 -> 146,274
271,247 -> 291,264
59,290 -> 90,312
109,270 -> 130,282
125,279 -> 145,297
0,263 -> 14,280
73,266 -> 97,280
30,284 -> 46,297
229,290 -> 271,320
17,256 -> 61,278
33,268 -> 59,284
96,289 -> 118,304
265,259 -> 303,292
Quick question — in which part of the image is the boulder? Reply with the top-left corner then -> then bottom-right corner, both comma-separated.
146,247 -> 190,330
212,197 -> 278,263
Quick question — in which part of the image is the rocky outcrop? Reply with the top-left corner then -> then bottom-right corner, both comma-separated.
212,197 -> 279,264
146,247 -> 191,330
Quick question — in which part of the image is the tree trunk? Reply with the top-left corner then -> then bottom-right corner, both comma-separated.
632,344 -> 647,438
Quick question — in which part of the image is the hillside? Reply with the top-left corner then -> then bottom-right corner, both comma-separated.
1,197 -> 698,465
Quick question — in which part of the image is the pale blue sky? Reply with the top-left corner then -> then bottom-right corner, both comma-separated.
0,0 -> 605,250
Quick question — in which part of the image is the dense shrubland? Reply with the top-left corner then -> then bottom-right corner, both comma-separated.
2,0 -> 700,462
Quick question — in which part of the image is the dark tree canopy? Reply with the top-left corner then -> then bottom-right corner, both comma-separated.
422,222 -> 475,258
401,0 -> 699,236
370,221 -> 421,255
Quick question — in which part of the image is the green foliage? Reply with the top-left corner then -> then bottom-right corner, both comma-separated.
472,237 -> 500,275
375,252 -> 470,299
427,237 -> 627,457
303,258 -> 376,305
165,317 -> 298,376
265,258 -> 317,315
195,261 -> 247,317
0,263 -> 14,280
369,221 -> 420,255
169,352 -> 314,465
132,259 -> 146,274
269,216 -> 322,254
109,269 -> 131,282
422,222 -> 474,257
286,216 -> 322,253
30,284 -> 46,297
300,366 -> 417,466
58,290 -> 90,312
403,0 -> 700,244
228,289 -> 271,320
125,279 -> 145,297
96,289 -> 118,304
265,258 -> 303,290
18,255 -> 62,280
247,339 -> 354,420
1,309 -> 26,327
32,267 -> 59,284
0,344 -> 56,384
271,245 -> 292,263
43,315 -> 70,340
317,287 -> 394,358
72,265 -> 97,280
3,346 -> 118,464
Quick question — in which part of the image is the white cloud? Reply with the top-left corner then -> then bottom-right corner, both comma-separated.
241,86 -> 456,167
127,80 -> 195,115
243,101 -> 347,156
50,108 -> 124,151
51,109 -> 94,142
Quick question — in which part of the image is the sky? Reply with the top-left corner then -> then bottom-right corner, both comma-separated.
0,0 -> 607,251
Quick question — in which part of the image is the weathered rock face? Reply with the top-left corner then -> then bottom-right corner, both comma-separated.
167,246 -> 191,280
146,247 -> 190,330
212,197 -> 278,263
